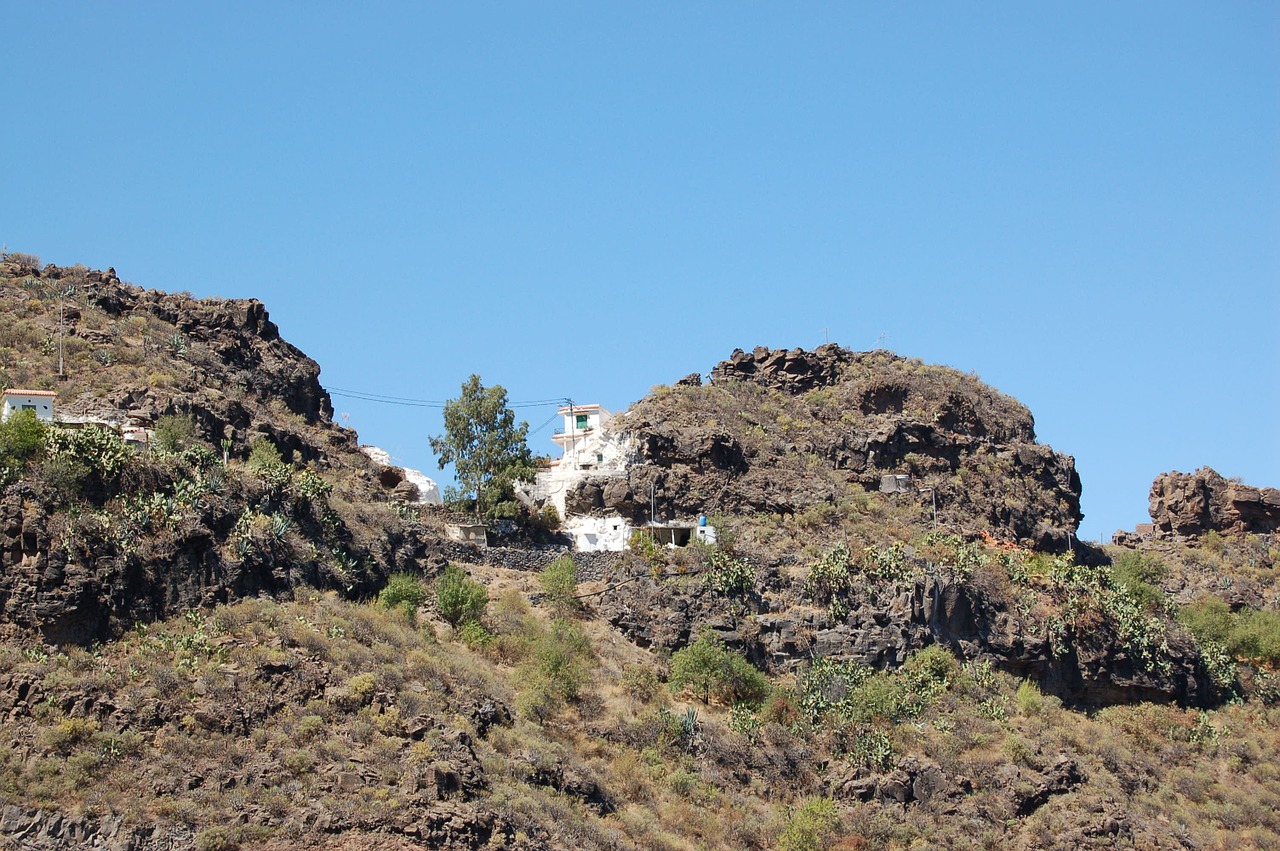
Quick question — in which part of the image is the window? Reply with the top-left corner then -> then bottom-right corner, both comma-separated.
21,405 -> 35,412
575,414 -> 588,430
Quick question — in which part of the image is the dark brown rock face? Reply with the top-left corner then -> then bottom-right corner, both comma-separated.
0,264 -> 441,644
710,344 -> 859,394
1150,467 -> 1280,538
593,556 -> 1214,708
609,345 -> 1082,548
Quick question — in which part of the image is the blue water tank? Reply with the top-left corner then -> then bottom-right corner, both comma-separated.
698,515 -> 707,527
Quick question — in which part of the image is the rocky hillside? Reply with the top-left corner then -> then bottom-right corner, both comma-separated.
1,256 -> 1277,850
0,258 -> 444,643
565,345 -> 1082,551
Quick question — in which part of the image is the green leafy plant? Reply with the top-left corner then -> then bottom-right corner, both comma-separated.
435,564 -> 488,628
668,631 -> 769,707
152,413 -> 199,454
428,375 -> 536,518
1110,550 -> 1168,613
378,573 -> 428,622
777,797 -> 841,851
806,543 -> 853,606
539,555 -> 580,613
0,408 -> 47,483
702,549 -> 754,597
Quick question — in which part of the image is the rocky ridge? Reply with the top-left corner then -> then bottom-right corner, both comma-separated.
1148,466 -> 1280,539
563,344 -> 1083,550
0,262 -> 445,643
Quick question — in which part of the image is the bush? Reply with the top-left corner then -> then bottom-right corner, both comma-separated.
1180,596 -> 1280,667
45,424 -> 132,480
247,437 -> 284,470
435,564 -> 488,628
516,617 -> 594,721
153,413 -> 199,454
0,409 -> 46,482
1180,596 -> 1236,648
807,543 -> 853,604
777,797 -> 841,851
1110,550 -> 1168,612
1229,609 -> 1280,665
378,573 -> 428,622
703,549 -> 754,596
669,631 -> 770,707
1015,679 -> 1044,715
539,555 -> 579,613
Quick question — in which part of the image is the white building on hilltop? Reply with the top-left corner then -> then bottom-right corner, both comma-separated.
551,404 -> 614,470
519,403 -> 638,550
1,389 -> 56,423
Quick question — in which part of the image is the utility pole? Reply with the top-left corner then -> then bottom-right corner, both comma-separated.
918,486 -> 937,527
566,398 -> 577,469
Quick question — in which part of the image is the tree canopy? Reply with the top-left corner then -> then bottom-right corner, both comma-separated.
429,375 -> 536,518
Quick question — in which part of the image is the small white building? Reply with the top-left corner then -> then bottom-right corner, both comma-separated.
551,404 -> 614,469
1,389 -> 56,423
515,403 -> 641,552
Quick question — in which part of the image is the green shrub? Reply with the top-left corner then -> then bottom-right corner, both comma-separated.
539,555 -> 579,612
1180,596 -> 1235,647
530,618 -> 592,701
45,424 -> 131,479
703,549 -> 754,596
435,564 -> 488,628
516,617 -> 594,721
777,797 -> 841,851
247,437 -> 284,470
458,620 -> 493,649
1110,550 -> 1168,612
0,409 -> 46,482
1015,679 -> 1044,715
807,543 -> 853,604
669,631 -> 770,707
379,573 -> 427,609
1230,609 -> 1280,665
378,573 -> 428,622
153,413 -> 198,454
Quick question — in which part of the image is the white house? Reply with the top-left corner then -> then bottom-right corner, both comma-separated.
550,404 -> 614,469
1,389 -> 56,423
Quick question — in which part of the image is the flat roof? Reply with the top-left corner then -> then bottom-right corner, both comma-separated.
3,389 -> 57,397
558,403 -> 609,416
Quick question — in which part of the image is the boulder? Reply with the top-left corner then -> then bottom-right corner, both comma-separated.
1150,467 -> 1280,537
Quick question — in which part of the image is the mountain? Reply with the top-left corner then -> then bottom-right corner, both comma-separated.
0,255 -> 1276,851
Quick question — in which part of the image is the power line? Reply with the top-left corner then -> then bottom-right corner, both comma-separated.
326,385 -> 567,410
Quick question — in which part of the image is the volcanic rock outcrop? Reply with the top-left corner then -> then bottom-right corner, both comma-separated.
1148,467 -> 1280,538
568,345 -> 1082,549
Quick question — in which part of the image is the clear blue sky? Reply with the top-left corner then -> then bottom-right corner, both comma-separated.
4,3 -> 1277,540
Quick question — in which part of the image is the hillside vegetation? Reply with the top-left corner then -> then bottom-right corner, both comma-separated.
0,254 -> 1277,850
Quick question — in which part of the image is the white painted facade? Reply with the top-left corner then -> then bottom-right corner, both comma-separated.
359,445 -> 443,505
551,404 -> 614,464
521,423 -> 636,520
513,404 -> 640,551
1,390 -> 56,423
563,515 -> 633,552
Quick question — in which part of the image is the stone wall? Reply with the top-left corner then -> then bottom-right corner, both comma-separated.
436,543 -> 625,582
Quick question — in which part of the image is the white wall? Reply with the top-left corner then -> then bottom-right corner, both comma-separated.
1,393 -> 55,422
